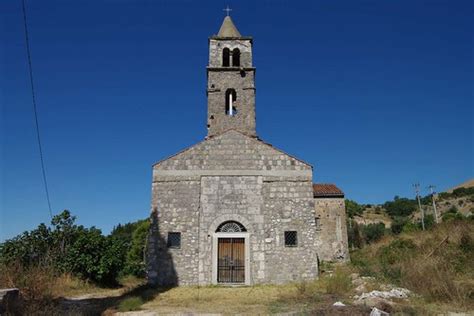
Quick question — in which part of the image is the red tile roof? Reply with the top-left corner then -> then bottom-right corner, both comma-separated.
313,184 -> 344,197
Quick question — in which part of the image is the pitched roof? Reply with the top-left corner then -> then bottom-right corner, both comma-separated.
152,129 -> 312,169
313,184 -> 344,198
217,16 -> 241,37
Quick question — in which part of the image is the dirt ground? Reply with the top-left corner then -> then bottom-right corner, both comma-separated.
54,284 -> 372,315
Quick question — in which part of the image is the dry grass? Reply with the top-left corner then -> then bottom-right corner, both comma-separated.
351,219 -> 474,310
0,263 -> 146,315
143,285 -> 290,314
141,269 -> 358,315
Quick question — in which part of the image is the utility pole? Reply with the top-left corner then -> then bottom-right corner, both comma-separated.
428,185 -> 439,224
413,183 -> 425,230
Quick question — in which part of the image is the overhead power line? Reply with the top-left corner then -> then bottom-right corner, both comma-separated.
21,0 -> 53,219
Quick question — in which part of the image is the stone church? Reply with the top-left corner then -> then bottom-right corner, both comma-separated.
147,16 -> 349,286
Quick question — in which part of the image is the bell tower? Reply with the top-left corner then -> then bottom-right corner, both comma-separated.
207,15 -> 256,137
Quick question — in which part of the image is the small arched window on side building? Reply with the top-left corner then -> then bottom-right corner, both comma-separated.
225,89 -> 237,116
222,48 -> 230,67
232,48 -> 240,67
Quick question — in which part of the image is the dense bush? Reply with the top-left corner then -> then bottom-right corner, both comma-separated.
442,206 -> 465,222
383,196 -> 417,218
391,217 -> 409,235
0,210 -> 147,285
362,223 -> 386,244
122,220 -> 150,277
438,187 -> 474,200
347,220 -> 363,249
345,199 -> 364,218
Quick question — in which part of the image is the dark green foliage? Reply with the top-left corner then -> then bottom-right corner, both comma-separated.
347,219 -> 363,249
383,197 -> 417,218
345,199 -> 364,218
61,227 -> 127,284
442,206 -> 465,222
451,187 -> 474,197
402,221 -> 419,233
391,217 -> 409,235
362,223 -> 386,244
438,187 -> 474,200
122,220 -> 150,277
111,219 -> 150,277
111,220 -> 145,243
0,210 -> 141,285
421,214 -> 435,230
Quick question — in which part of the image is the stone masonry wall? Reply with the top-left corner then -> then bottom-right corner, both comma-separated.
207,70 -> 256,137
148,131 -> 319,285
154,130 -> 310,172
314,198 -> 350,261
208,39 -> 252,68
147,180 -> 201,285
198,176 -> 265,284
207,38 -> 255,138
262,180 -> 319,283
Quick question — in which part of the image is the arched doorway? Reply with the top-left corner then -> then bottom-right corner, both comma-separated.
212,221 -> 249,284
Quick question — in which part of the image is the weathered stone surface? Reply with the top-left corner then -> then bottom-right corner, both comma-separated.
146,16 -> 349,286
314,197 -> 350,261
148,131 -> 319,285
207,38 -> 255,137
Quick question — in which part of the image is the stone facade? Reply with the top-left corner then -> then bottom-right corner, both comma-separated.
146,16 -> 349,286
207,27 -> 256,137
314,196 -> 350,261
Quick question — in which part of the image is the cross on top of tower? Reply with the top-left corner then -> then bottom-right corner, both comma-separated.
223,5 -> 232,16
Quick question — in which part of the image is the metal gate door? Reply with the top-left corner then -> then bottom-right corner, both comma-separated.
217,238 -> 245,283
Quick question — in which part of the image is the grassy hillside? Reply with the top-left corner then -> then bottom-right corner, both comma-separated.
349,184 -> 474,246
351,218 -> 474,311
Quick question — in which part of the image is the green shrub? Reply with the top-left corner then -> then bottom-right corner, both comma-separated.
420,214 -> 435,230
442,206 -> 464,222
0,210 -> 129,286
122,220 -> 150,277
324,269 -> 352,295
378,239 -> 416,283
384,197 -> 417,218
452,187 -> 474,197
347,220 -> 363,249
391,217 -> 408,235
346,200 -> 364,218
362,223 -> 385,244
118,297 -> 143,312
402,221 -> 419,233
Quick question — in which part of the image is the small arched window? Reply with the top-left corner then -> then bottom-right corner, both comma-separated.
216,221 -> 247,233
232,48 -> 240,67
222,48 -> 230,67
225,89 -> 237,116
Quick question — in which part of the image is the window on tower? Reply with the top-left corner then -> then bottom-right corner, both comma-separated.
232,48 -> 240,67
222,48 -> 230,67
225,89 -> 237,116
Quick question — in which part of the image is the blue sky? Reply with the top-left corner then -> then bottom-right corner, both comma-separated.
1,0 -> 472,241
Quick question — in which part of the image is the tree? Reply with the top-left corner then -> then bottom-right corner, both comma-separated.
345,199 -> 364,218
383,197 -> 417,218
123,220 -> 150,277
0,210 -> 129,285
